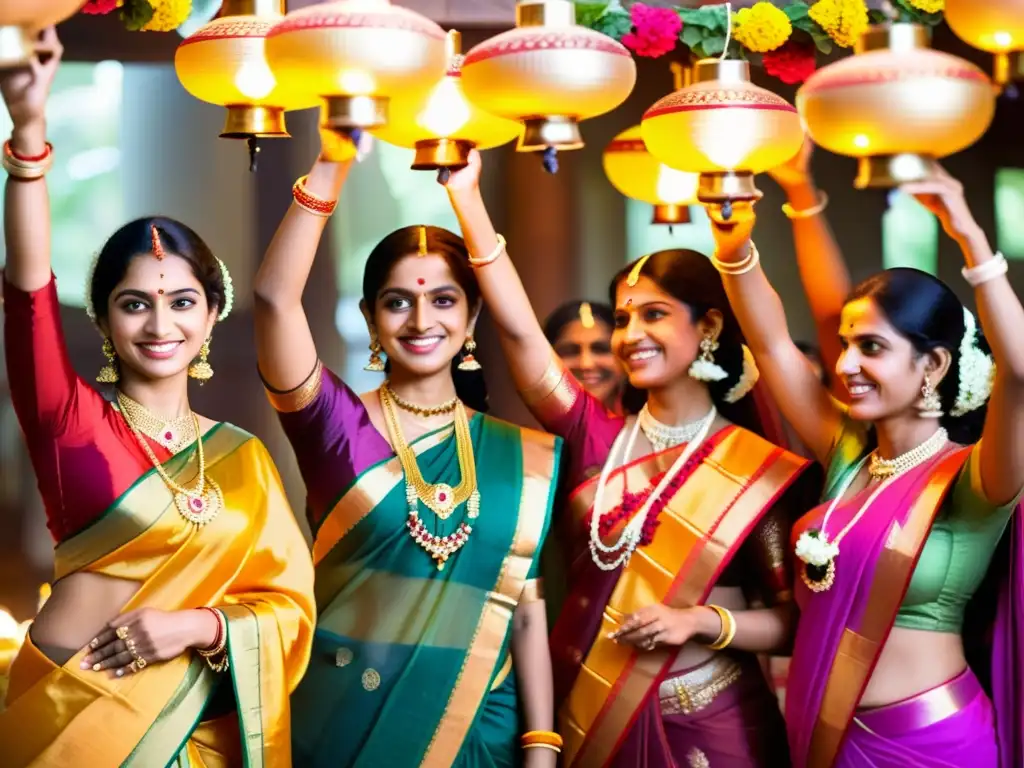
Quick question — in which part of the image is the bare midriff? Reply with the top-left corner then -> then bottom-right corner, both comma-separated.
29,572 -> 140,652
859,627 -> 966,708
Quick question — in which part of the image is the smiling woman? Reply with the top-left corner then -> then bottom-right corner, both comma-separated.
543,300 -> 625,413
442,149 -> 818,768
0,33 -> 315,767
253,134 -> 563,768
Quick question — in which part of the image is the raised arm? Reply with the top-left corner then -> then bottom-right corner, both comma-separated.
253,132 -> 354,392
903,168 -> 1024,506
708,206 -> 843,465
768,139 -> 850,383
2,29 -> 61,292
441,151 -> 558,397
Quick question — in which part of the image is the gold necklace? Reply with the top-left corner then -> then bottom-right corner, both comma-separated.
379,386 -> 480,570
116,392 -> 222,526
382,382 -> 459,417
868,428 -> 950,481
116,391 -> 196,455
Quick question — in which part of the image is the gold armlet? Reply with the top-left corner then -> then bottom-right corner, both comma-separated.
264,359 -> 324,413
520,578 -> 544,604
521,356 -> 581,424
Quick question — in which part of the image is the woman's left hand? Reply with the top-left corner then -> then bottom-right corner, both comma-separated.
82,607 -> 217,676
610,604 -> 704,650
901,164 -> 979,242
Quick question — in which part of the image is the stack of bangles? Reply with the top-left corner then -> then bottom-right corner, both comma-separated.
468,234 -> 506,267
522,730 -> 563,755
2,140 -> 54,181
197,607 -> 230,673
710,241 -> 760,276
705,604 -> 737,651
292,175 -> 338,218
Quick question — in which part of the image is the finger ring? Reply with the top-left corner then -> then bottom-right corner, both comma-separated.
128,661 -> 139,674
125,638 -> 136,652
642,638 -> 656,651
116,626 -> 130,641
135,656 -> 148,670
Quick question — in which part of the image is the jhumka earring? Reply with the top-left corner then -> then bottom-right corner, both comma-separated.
96,337 -> 120,384
687,334 -> 728,382
188,338 -> 214,383
458,336 -> 482,371
365,336 -> 386,372
918,373 -> 943,418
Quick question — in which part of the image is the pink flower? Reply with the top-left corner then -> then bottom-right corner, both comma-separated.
762,39 -> 817,85
81,0 -> 121,14
622,3 -> 683,59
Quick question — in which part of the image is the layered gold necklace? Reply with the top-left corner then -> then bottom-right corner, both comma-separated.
379,384 -> 480,570
116,391 -> 222,526
117,393 -> 196,455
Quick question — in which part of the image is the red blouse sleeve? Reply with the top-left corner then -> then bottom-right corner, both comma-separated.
3,275 -> 106,439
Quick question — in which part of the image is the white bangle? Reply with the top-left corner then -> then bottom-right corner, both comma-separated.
468,234 -> 506,267
962,252 -> 1008,288
782,191 -> 829,220
711,241 -> 761,276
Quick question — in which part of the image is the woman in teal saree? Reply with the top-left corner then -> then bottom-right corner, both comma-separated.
252,135 -> 563,768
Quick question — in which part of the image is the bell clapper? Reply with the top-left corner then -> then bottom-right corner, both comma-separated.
721,199 -> 733,221
247,137 -> 261,173
437,167 -> 452,185
542,146 -> 559,174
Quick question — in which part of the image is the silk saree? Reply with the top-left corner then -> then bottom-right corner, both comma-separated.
0,424 -> 316,767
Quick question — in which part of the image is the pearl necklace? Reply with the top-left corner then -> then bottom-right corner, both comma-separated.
637,404 -> 708,454
589,406 -> 717,571
795,427 -> 949,592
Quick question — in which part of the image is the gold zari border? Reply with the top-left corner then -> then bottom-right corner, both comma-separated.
264,359 -> 324,413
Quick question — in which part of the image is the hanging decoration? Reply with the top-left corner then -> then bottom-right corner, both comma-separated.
603,61 -> 698,227
573,0 -> 945,84
797,22 -> 994,189
0,0 -> 85,67
641,57 -> 803,213
371,30 -> 521,178
460,0 -> 636,173
80,0 -> 194,31
175,0 -> 316,171
945,0 -> 1024,87
265,0 -> 447,133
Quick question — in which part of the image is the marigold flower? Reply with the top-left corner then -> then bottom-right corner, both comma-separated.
762,39 -> 817,84
733,2 -> 792,53
809,0 -> 869,49
908,0 -> 944,12
622,2 -> 683,59
142,0 -> 192,32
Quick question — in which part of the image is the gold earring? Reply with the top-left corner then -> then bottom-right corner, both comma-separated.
96,337 -> 119,384
188,338 -> 214,383
458,336 -> 482,371
365,336 -> 385,372
918,373 -> 943,418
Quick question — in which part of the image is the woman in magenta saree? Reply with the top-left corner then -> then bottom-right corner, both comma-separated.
443,151 -> 818,767
713,158 -> 1024,767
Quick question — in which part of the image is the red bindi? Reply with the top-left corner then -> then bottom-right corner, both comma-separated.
417,278 -> 426,286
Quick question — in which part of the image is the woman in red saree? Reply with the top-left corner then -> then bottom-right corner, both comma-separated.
714,163 -> 1024,767
443,151 -> 817,767
0,34 -> 315,766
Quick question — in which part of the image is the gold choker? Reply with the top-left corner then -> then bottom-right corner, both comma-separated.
382,382 -> 459,417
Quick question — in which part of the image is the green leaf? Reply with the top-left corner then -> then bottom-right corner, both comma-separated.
575,2 -> 611,29
593,8 -> 632,39
678,6 -> 728,33
702,35 -> 727,57
791,14 -> 832,54
784,3 -> 811,23
867,9 -> 889,23
121,0 -> 154,31
681,24 -> 705,49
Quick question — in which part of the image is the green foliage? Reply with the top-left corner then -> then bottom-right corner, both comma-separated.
889,0 -> 944,27
784,2 -> 833,54
120,0 -> 154,31
678,6 -> 730,59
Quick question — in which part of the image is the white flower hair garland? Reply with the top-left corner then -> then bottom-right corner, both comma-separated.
724,344 -> 759,403
950,307 -> 994,418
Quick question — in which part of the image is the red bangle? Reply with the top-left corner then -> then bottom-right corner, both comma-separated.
292,175 -> 338,217
200,606 -> 223,652
5,140 -> 52,163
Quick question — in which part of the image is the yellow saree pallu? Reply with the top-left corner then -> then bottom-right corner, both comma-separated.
559,427 -> 808,767
0,425 -> 316,767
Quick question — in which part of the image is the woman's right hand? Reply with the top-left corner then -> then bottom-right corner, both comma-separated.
1,27 -> 62,141
441,148 -> 483,196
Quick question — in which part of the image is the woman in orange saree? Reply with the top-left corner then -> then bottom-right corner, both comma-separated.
0,34 -> 315,766
442,151 -> 818,767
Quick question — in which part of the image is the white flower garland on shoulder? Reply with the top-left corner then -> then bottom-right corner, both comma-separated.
950,307 -> 994,417
84,251 -> 234,323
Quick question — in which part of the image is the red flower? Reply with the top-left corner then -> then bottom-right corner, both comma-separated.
762,39 -> 817,84
81,0 -> 121,15
622,3 -> 683,59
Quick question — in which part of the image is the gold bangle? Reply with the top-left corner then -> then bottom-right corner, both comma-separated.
782,191 -> 829,220
706,604 -> 737,650
468,234 -> 506,267
522,730 -> 563,748
711,242 -> 760,276
523,743 -> 562,753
